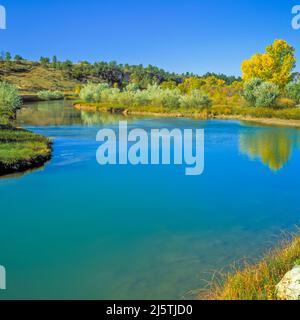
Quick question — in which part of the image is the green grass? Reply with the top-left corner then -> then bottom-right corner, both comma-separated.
209,104 -> 300,120
201,233 -> 300,300
75,100 -> 300,121
0,126 -> 52,175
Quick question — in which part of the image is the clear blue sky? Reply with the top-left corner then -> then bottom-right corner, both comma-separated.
0,0 -> 299,75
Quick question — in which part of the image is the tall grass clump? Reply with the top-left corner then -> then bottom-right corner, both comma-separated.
37,90 -> 64,101
201,233 -> 300,300
0,82 -> 22,123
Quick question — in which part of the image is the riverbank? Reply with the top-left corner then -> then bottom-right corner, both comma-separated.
0,126 -> 52,176
21,94 -> 68,103
74,102 -> 300,128
200,233 -> 300,300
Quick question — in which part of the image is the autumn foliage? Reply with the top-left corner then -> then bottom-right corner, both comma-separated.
242,40 -> 296,88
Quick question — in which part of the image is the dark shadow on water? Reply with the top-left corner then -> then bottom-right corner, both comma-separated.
0,161 -> 50,180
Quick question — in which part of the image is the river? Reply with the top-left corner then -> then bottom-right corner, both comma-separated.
0,100 -> 300,299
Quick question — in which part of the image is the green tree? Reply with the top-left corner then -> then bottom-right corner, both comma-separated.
52,55 -> 58,68
14,55 -> 23,61
40,56 -> 50,66
0,82 -> 22,122
5,52 -> 11,62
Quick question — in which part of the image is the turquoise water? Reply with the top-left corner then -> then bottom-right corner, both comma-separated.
1,101 -> 300,299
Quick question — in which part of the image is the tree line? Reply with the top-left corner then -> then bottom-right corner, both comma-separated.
0,51 -> 241,89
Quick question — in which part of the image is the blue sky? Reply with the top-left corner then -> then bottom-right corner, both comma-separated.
0,0 -> 299,75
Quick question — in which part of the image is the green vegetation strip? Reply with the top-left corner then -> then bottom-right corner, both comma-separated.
75,102 -> 300,122
0,126 -> 52,176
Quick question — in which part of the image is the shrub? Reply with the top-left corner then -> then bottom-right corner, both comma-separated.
180,90 -> 212,108
101,88 -> 121,104
0,82 -> 22,121
133,90 -> 151,106
125,83 -> 140,92
79,83 -> 208,109
79,83 -> 110,103
285,81 -> 300,104
242,78 -> 263,106
160,89 -> 181,108
160,81 -> 178,90
115,91 -> 135,105
275,97 -> 297,109
254,82 -> 280,107
243,79 -> 280,107
38,90 -> 64,101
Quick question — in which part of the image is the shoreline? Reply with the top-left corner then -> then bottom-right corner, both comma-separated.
74,103 -> 300,128
0,126 -> 53,177
200,232 -> 300,300
21,94 -> 68,103
0,152 -> 52,177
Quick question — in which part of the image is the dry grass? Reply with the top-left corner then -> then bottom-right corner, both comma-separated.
200,232 -> 300,300
0,61 -> 77,93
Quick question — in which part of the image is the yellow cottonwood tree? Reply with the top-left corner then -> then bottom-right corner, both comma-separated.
242,40 -> 296,88
178,77 -> 205,94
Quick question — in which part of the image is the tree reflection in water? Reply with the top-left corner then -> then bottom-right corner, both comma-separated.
16,100 -> 130,126
240,126 -> 300,171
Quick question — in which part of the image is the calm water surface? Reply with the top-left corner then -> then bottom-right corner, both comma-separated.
1,101 -> 300,299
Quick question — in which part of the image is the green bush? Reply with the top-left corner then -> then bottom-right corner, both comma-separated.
243,79 -> 280,107
242,78 -> 263,106
134,90 -> 151,106
125,83 -> 140,92
114,90 -> 135,105
79,83 -> 212,109
294,258 -> 300,266
0,82 -> 22,122
79,83 -> 110,102
180,89 -> 212,108
285,81 -> 300,104
254,82 -> 280,107
38,90 -> 64,101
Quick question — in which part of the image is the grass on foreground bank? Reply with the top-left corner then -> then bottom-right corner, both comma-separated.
200,233 -> 300,300
0,126 -> 52,176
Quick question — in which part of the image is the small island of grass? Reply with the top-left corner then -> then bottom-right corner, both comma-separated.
0,82 -> 52,176
0,126 -> 52,176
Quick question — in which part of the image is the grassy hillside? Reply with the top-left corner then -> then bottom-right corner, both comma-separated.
0,61 -> 78,94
